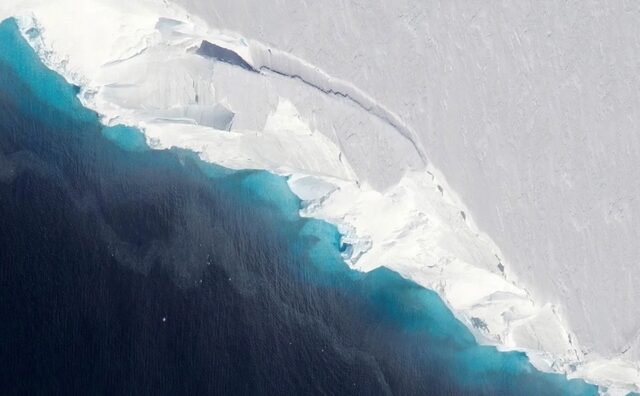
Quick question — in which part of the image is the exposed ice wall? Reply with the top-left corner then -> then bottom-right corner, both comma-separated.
174,0 -> 640,364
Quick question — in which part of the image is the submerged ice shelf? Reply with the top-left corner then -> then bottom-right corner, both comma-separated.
1,0 -> 638,393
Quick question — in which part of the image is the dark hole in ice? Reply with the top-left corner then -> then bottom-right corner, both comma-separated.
197,40 -> 257,73
339,242 -> 352,253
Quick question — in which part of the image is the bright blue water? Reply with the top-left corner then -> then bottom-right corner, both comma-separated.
0,18 -> 599,395
102,125 -> 149,152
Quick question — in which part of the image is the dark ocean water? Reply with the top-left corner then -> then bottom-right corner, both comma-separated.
0,18 -> 599,395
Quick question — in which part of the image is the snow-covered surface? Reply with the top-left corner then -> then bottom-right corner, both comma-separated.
2,0 -> 640,393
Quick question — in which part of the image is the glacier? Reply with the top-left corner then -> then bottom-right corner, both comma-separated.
1,0 -> 639,393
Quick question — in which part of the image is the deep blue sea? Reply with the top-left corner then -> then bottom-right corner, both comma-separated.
0,18 -> 600,395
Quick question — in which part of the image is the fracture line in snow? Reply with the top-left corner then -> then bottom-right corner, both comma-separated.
196,38 -> 429,168
259,65 -> 428,166
205,39 -> 430,168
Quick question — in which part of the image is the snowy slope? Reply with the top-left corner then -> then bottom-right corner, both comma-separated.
1,0 -> 639,393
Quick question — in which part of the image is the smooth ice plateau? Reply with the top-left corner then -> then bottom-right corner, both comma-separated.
1,0 -> 639,393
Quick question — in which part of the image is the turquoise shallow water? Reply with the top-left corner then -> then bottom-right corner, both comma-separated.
102,125 -> 149,152
0,17 -> 602,395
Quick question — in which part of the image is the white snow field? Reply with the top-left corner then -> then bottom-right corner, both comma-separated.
2,0 -> 639,393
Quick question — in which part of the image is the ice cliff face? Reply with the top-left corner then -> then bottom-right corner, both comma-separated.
2,0 -> 640,392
